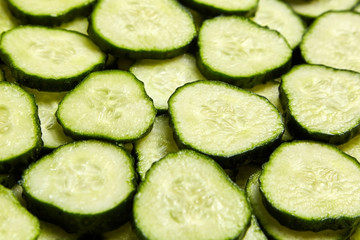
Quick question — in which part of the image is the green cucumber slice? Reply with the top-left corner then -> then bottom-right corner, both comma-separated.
133,150 -> 251,240
0,82 -> 42,173
130,53 -> 206,112
260,141 -> 360,231
38,221 -> 78,240
88,0 -> 196,59
56,70 -> 156,143
0,25 -> 106,91
22,140 -> 137,234
178,0 -> 259,16
300,11 -> 360,74
338,134 -> 360,163
134,114 -> 179,181
251,0 -> 306,49
6,0 -> 96,26
280,64 -> 360,144
0,0 -> 19,35
0,184 -> 40,240
168,80 -> 284,167
197,15 -> 292,88
246,170 -> 351,239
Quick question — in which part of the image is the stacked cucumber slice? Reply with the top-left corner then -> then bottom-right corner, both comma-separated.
1,0 -> 360,239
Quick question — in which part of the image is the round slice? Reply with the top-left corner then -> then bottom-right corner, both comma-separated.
133,150 -> 252,240
168,80 -> 284,167
197,15 -> 292,88
6,0 -> 96,25
0,82 -> 42,173
280,64 -> 360,144
22,140 -> 137,234
300,11 -> 360,74
178,0 -> 258,16
88,0 -> 196,59
0,0 -> 19,35
246,170 -> 351,239
260,140 -> 360,231
0,185 -> 40,240
56,70 -> 156,143
0,25 -> 106,91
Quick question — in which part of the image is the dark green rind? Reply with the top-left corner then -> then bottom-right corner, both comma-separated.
0,27 -> 107,92
197,17 -> 292,89
87,0 -> 196,60
5,0 -> 97,26
132,149 -> 252,240
279,64 -> 360,145
259,141 -> 360,232
178,0 -> 259,17
168,80 -> 284,169
56,70 -> 156,144
0,82 -> 42,174
22,141 -> 138,235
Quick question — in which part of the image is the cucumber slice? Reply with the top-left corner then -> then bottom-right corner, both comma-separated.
88,0 -> 196,59
0,25 -> 106,91
300,11 -> 360,74
56,70 -> 156,143
168,80 -> 284,167
280,64 -> 360,144
134,114 -> 179,181
130,53 -> 206,112
60,17 -> 89,35
283,0 -> 358,20
24,88 -> 73,151
251,0 -> 306,49
0,82 -> 42,173
178,0 -> 258,16
0,184 -> 40,240
246,170 -> 351,240
133,150 -> 252,240
197,15 -> 292,88
0,0 -> 19,35
260,141 -> 360,231
6,0 -> 96,26
22,140 -> 137,234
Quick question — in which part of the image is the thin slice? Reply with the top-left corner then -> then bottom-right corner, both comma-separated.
88,0 -> 196,59
300,11 -> 360,74
260,141 -> 360,231
246,170 -> 351,239
0,184 -> 40,240
168,80 -> 284,167
280,64 -> 360,144
0,25 -> 106,91
56,70 -> 156,143
22,140 -> 137,234
133,150 -> 251,240
197,15 -> 292,88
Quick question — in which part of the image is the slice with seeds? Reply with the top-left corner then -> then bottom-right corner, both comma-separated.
133,150 -> 252,240
0,25 -> 106,91
168,80 -> 284,167
280,64 -> 360,144
88,0 -> 196,59
197,15 -> 292,88
260,140 -> 360,231
56,70 -> 156,143
0,82 -> 42,173
300,11 -> 360,73
22,140 -> 137,234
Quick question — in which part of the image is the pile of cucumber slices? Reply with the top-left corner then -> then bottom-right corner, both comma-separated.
1,0 -> 360,239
